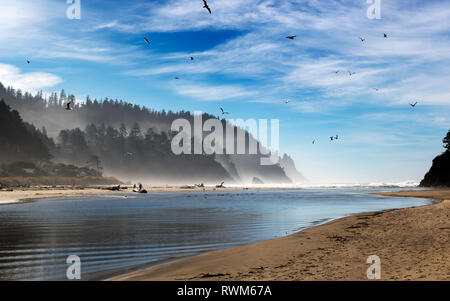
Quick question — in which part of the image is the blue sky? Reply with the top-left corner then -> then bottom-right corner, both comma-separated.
0,0 -> 449,183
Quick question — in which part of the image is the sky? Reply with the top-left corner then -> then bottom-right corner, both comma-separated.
0,0 -> 449,183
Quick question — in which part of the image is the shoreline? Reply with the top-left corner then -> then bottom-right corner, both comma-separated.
0,185 -> 301,205
109,189 -> 450,281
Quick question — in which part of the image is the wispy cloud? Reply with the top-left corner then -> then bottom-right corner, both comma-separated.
172,82 -> 257,101
91,20 -> 135,32
2,0 -> 450,108
114,0 -> 450,106
0,63 -> 62,91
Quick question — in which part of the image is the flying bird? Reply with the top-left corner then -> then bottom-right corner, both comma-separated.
410,102 -> 418,107
330,136 -> 334,141
312,139 -> 316,144
335,135 -> 339,140
348,71 -> 356,76
334,70 -> 340,74
190,57 -> 194,61
286,36 -> 296,40
359,37 -> 365,42
220,107 -> 229,115
384,33 -> 387,38
203,0 -> 211,14
26,59 -> 30,64
144,37 -> 151,45
174,77 -> 180,80
373,88 -> 380,91
284,99 -> 290,104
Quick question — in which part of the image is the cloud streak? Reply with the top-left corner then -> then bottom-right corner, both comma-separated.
0,63 -> 62,91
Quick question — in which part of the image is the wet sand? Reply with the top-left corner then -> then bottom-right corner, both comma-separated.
110,189 -> 450,281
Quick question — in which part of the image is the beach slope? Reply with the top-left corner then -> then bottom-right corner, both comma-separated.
110,190 -> 450,281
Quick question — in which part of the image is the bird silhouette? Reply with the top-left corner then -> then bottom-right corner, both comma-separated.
65,101 -> 74,111
284,100 -> 290,104
144,37 -> 151,45
312,139 -> 316,144
203,0 -> 211,14
335,135 -> 339,140
330,136 -> 334,141
174,77 -> 180,80
286,36 -> 296,40
26,60 -> 30,64
220,107 -> 229,115
335,70 -> 340,74
359,37 -> 365,42
190,57 -> 194,61
384,33 -> 387,38
348,71 -> 356,76
410,102 -> 418,107
373,88 -> 380,91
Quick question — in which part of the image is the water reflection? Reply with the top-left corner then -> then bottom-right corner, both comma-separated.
0,189 -> 432,280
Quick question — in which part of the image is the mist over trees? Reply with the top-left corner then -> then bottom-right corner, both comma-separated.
0,82 -> 303,184
0,99 -> 51,164
0,99 -> 121,186
0,82 -> 186,137
51,122 -> 233,183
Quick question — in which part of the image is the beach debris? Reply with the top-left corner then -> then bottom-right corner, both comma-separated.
132,183 -> 148,193
215,181 -> 225,188
327,235 -> 348,242
199,273 -> 230,278
108,185 -> 121,191
65,100 -> 74,111
181,185 -> 196,189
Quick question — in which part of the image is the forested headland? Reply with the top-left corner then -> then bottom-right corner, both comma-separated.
0,82 -> 305,185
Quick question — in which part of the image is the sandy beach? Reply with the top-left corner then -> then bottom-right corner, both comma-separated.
0,187 -> 121,205
0,185 -> 300,205
110,189 -> 450,281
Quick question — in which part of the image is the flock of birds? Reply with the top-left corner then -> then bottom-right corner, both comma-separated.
24,1 -> 422,148
306,33 -> 420,145
354,33 -> 420,108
